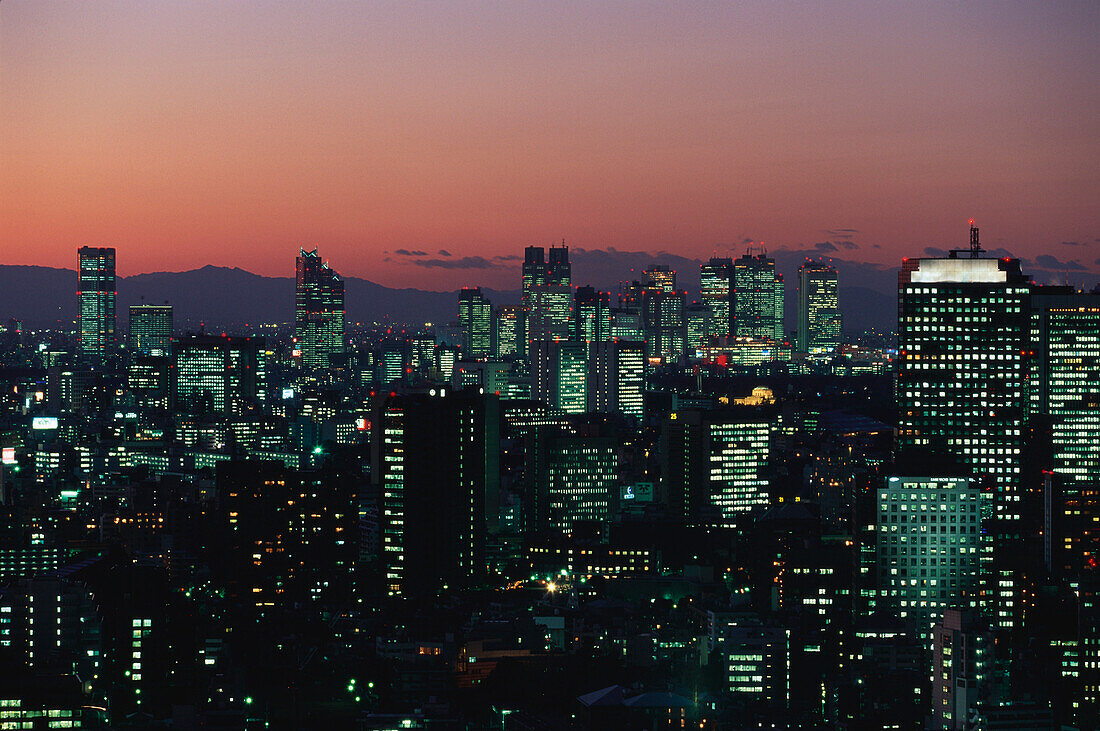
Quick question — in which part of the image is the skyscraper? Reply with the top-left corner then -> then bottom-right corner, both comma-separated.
573,286 -> 611,342
796,262 -> 841,354
173,335 -> 268,416
897,229 -> 1030,631
525,430 -> 617,537
77,247 -> 116,360
128,304 -> 173,357
494,305 -> 526,359
589,339 -> 645,420
1030,288 -> 1100,576
661,407 -> 774,528
700,257 -> 734,338
530,340 -> 588,414
732,252 -> 783,342
295,248 -> 345,369
877,476 -> 982,638
643,264 -> 676,293
523,245 -> 571,341
458,287 -> 492,357
642,287 -> 686,362
375,387 -> 499,597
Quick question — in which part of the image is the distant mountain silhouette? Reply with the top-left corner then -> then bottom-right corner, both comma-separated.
0,264 -> 519,330
0,261 -> 895,332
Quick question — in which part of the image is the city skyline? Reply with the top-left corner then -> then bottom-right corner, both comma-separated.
1,2 -> 1097,288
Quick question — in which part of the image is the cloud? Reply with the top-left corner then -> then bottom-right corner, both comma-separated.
1035,254 -> 1085,271
872,244 -> 881,249
394,248 -> 429,257
493,254 -> 522,261
813,240 -> 859,252
1060,241 -> 1086,247
823,228 -> 859,238
437,249 -> 452,256
924,247 -> 949,257
412,256 -> 500,269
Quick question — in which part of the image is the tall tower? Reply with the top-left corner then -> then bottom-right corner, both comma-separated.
700,257 -> 734,338
732,251 -> 784,341
573,286 -> 611,342
77,247 -> 116,361
295,248 -> 345,369
897,228 -> 1031,633
523,245 -> 571,342
796,262 -> 840,354
129,304 -> 173,357
375,387 -> 499,598
458,287 -> 492,357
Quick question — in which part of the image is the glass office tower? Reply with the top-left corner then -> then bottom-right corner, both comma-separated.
295,248 -> 345,369
77,246 -> 117,361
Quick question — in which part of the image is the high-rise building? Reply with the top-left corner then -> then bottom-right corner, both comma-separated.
589,339 -> 645,420
733,252 -> 783,341
494,305 -> 526,359
644,265 -> 677,293
531,340 -> 588,414
295,248 -> 345,369
458,287 -> 492,357
796,262 -> 841,354
573,286 -> 611,343
700,257 -> 734,338
128,304 -> 172,357
661,407 -> 774,528
877,476 -> 983,638
931,609 -> 992,731
77,246 -> 116,360
897,230 -> 1031,632
525,430 -> 617,537
642,288 -> 686,363
375,387 -> 499,597
523,245 -> 571,341
173,335 -> 268,416
1030,289 -> 1100,576
685,302 -> 710,352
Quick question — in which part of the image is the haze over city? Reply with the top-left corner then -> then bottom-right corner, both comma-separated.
2,1 -> 1097,289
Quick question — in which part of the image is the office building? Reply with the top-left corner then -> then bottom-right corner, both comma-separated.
733,252 -> 784,342
77,246 -> 117,360
1030,289 -> 1100,576
931,609 -> 992,731
375,388 -> 499,597
174,335 -> 267,416
661,407 -> 774,528
700,257 -> 734,338
877,476 -> 982,638
458,287 -> 492,357
643,265 -> 676,292
589,339 -> 645,420
797,262 -> 841,354
685,302 -> 710,351
525,431 -> 617,537
642,288 -> 686,363
295,247 -> 345,369
494,305 -> 526,359
897,230 -> 1030,631
128,304 -> 173,357
531,340 -> 588,414
523,245 -> 571,341
573,286 -> 611,342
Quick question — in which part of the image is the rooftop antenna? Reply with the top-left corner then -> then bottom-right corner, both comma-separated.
968,219 -> 983,258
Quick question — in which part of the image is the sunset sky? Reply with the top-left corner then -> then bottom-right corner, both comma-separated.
1,1 -> 1097,290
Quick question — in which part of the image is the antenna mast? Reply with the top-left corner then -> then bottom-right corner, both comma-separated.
968,220 -> 983,258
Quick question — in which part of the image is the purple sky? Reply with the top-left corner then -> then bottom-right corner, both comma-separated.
1,1 -> 1097,290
